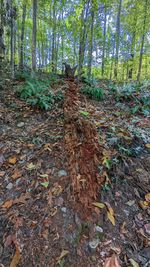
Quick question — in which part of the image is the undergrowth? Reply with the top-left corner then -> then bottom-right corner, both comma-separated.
15,71 -> 63,110
109,80 -> 150,116
81,86 -> 104,101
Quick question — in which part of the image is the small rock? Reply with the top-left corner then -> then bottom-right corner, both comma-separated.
95,226 -> 103,233
6,183 -> 13,190
89,238 -> 100,251
144,223 -> 150,235
61,207 -> 67,213
58,170 -> 67,177
17,122 -> 25,128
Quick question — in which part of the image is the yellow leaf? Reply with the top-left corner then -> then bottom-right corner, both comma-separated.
39,174 -> 49,178
56,250 -> 69,263
93,202 -> 105,209
145,193 -> 150,203
2,199 -> 13,209
145,144 -> 150,149
9,156 -> 17,165
139,200 -> 148,210
10,246 -> 21,267
105,203 -> 115,226
107,210 -> 115,226
129,259 -> 140,267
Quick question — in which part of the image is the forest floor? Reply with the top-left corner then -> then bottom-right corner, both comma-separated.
0,75 -> 150,267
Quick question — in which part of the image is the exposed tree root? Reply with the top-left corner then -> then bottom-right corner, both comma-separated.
64,80 -> 104,209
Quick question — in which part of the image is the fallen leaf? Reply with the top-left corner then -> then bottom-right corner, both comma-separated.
12,170 -> 22,180
41,182 -> 49,188
104,254 -> 121,267
92,202 -> 105,209
145,193 -> 150,203
129,258 -> 140,267
120,221 -> 127,234
126,200 -> 135,206
9,156 -> 17,165
145,144 -> 150,149
105,203 -> 115,226
39,173 -> 49,178
139,200 -> 149,210
56,250 -> 69,263
27,162 -> 36,171
2,199 -> 13,209
0,171 -> 5,177
10,246 -> 21,267
52,184 -> 63,196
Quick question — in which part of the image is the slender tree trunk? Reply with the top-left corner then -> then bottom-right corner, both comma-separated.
102,4 -> 107,77
137,0 -> 148,81
87,9 -> 94,79
114,0 -> 122,80
19,3 -> 26,70
52,0 -> 56,72
32,0 -> 37,73
128,5 -> 137,79
78,0 -> 90,76
10,15 -> 15,78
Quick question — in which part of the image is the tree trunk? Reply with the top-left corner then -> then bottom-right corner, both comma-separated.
78,0 -> 90,76
32,0 -> 37,74
19,3 -> 26,70
128,5 -> 137,79
114,0 -> 122,80
52,0 -> 57,73
10,14 -> 15,78
137,0 -> 148,81
102,4 -> 107,77
87,9 -> 94,79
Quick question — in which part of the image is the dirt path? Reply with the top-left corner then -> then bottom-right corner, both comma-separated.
0,81 -> 150,267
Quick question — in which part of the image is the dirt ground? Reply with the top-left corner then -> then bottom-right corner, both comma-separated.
0,79 -> 150,267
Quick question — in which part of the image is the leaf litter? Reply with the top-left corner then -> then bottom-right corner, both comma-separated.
0,78 -> 150,266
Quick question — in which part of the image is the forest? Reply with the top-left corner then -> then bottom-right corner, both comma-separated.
0,0 -> 150,267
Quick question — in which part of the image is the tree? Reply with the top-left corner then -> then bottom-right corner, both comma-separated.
137,0 -> 148,81
32,0 -> 37,73
114,0 -> 122,79
19,2 -> 26,70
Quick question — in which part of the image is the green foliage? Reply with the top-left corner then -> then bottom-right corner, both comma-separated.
15,73 -> 63,110
80,111 -> 89,117
81,86 -> 104,101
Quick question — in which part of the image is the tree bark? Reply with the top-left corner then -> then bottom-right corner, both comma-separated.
19,3 -> 26,70
87,9 -> 94,79
137,0 -> 148,81
52,0 -> 57,73
78,0 -> 90,76
102,4 -> 107,77
114,0 -> 122,80
32,0 -> 37,74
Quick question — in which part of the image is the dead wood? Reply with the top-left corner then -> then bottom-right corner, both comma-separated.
64,81 -> 104,211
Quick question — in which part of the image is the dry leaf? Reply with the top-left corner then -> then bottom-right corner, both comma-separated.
9,156 -> 17,165
139,200 -> 148,210
105,203 -> 115,226
0,171 -> 5,177
104,254 -> 121,267
56,249 -> 69,263
145,144 -> 150,149
52,185 -> 63,196
93,202 -> 105,209
10,246 -> 21,267
129,258 -> 140,267
12,170 -> 22,180
2,199 -> 13,209
145,193 -> 150,203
